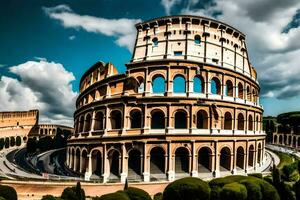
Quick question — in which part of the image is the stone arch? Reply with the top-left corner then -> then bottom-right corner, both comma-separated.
128,148 -> 142,178
220,147 -> 231,171
193,75 -> 204,93
257,143 -> 262,164
248,115 -> 253,131
91,149 -> 102,176
224,112 -> 233,130
246,86 -> 251,101
175,147 -> 190,174
197,110 -> 208,129
94,111 -> 104,131
225,80 -> 234,97
136,76 -> 144,93
110,110 -> 122,129
173,75 -> 186,93
108,149 -> 121,179
274,135 -> 278,144
130,109 -> 142,129
151,109 -> 165,129
198,147 -> 212,172
248,145 -> 255,167
75,148 -> 81,172
152,74 -> 165,94
78,115 -> 84,133
150,147 -> 166,178
237,113 -> 245,130
238,82 -> 243,99
279,135 -> 283,144
293,136 -> 297,147
81,149 -> 88,173
211,77 -> 221,95
174,109 -> 188,129
84,113 -> 92,132
236,146 -> 245,169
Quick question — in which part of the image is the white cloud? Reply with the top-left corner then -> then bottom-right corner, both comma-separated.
178,0 -> 300,99
0,60 -> 77,126
69,35 -> 76,40
0,64 -> 5,68
43,5 -> 141,51
161,0 -> 182,15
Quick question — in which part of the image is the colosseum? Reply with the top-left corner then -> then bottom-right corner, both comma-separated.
67,15 -> 265,183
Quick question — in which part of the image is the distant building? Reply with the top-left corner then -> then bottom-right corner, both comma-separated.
0,110 -> 73,148
67,15 -> 265,183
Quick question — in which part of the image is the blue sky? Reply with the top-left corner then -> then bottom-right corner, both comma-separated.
1,0 -> 300,125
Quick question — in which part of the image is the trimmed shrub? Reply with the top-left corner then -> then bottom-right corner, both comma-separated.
41,195 -> 62,200
240,179 -> 262,200
0,197 -> 6,200
295,180 -> 300,200
153,192 -> 163,200
282,162 -> 299,182
272,167 -> 281,187
96,191 -> 130,200
61,185 -> 85,200
248,173 -> 263,179
0,185 -> 17,200
163,177 -> 210,200
220,182 -> 247,200
124,187 -> 151,200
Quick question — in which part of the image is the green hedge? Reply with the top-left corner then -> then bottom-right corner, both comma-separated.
220,182 -> 247,200
209,175 -> 280,200
124,187 -> 151,200
153,193 -> 163,200
96,191 -> 130,200
61,186 -> 85,200
41,195 -> 62,200
0,185 -> 17,200
163,177 -> 210,200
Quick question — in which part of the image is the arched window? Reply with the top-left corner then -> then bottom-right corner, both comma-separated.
247,86 -> 251,101
130,110 -> 142,128
252,89 -> 256,102
238,83 -> 243,99
193,76 -> 204,93
110,110 -> 122,129
248,115 -> 253,131
211,77 -> 221,95
238,113 -> 244,130
94,112 -> 104,131
152,37 -> 158,47
152,75 -> 165,94
174,110 -> 187,129
197,110 -> 208,129
194,35 -> 201,44
225,80 -> 233,97
137,77 -> 144,93
79,116 -> 84,132
173,75 -> 186,93
84,114 -> 92,132
220,147 -> 231,171
151,110 -> 165,129
224,112 -> 232,130
256,116 -> 259,131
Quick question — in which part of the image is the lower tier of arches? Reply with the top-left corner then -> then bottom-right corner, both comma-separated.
66,138 -> 265,183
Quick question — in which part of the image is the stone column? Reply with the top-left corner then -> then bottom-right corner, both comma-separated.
102,144 -> 109,183
213,141 -> 220,177
167,141 -> 175,181
120,143 -> 128,183
90,110 -> 96,134
232,141 -> 237,175
143,143 -> 150,182
191,141 -> 198,177
245,140 -> 249,173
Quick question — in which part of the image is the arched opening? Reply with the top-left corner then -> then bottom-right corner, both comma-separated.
75,148 -> 81,172
225,80 -> 234,97
150,147 -> 165,179
152,75 -> 165,94
175,147 -> 189,174
211,77 -> 221,95
238,83 -> 243,99
293,136 -> 296,147
247,86 -> 251,101
284,135 -> 287,145
194,35 -> 201,44
224,112 -> 232,130
151,110 -> 165,129
128,149 -> 142,178
289,136 -> 292,145
70,149 -> 75,169
94,112 -> 104,131
173,75 -> 186,93
256,116 -> 260,131
198,147 -> 212,172
197,110 -> 208,129
110,110 -> 122,129
248,115 -> 253,131
252,89 -> 256,102
193,76 -> 204,93
257,143 -> 262,164
108,150 -> 120,179
81,150 -> 88,173
84,114 -> 92,132
130,110 -> 142,128
137,76 -> 144,93
152,37 -> 158,47
236,147 -> 245,170
274,135 -> 278,144
91,150 -> 102,177
238,113 -> 245,130
279,135 -> 283,144
220,147 -> 231,171
298,137 -> 300,147
79,116 -> 84,132
174,110 -> 187,129
248,145 -> 254,167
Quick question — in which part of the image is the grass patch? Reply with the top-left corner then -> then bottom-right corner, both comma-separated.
275,151 -> 294,169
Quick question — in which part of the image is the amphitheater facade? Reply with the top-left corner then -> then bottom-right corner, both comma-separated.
67,15 -> 265,183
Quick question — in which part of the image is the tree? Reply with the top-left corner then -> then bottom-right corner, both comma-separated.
0,185 -> 17,200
